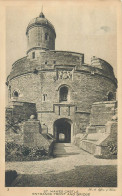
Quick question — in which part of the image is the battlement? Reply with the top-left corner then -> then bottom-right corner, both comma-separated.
7,50 -> 117,86
27,50 -> 84,65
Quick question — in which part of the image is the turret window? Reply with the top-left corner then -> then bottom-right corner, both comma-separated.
45,33 -> 49,40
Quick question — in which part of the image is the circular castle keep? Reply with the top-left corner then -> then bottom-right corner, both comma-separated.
7,12 -> 117,143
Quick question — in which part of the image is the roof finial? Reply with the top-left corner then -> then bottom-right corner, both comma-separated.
39,6 -> 45,18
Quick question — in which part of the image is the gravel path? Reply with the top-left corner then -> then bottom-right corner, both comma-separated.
6,143 -> 117,175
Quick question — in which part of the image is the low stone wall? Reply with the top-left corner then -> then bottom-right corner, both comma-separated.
22,119 -> 55,154
6,118 -> 55,161
100,121 -> 117,156
75,101 -> 117,158
5,103 -> 55,156
80,140 -> 96,154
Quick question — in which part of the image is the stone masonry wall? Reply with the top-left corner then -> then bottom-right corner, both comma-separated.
90,101 -> 117,126
9,71 -> 116,112
6,101 -> 37,122
8,52 -> 116,84
27,26 -> 55,52
74,113 -> 90,134
10,51 -> 84,80
8,67 -> 116,136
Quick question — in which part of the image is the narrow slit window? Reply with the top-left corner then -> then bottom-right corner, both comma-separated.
43,94 -> 47,101
32,52 -> 35,59
45,33 -> 49,40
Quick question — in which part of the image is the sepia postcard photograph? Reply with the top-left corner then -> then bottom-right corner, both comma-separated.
0,0 -> 122,196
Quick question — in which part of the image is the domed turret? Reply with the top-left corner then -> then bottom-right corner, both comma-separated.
26,12 -> 56,58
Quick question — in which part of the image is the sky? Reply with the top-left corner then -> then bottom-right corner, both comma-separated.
6,1 -> 117,76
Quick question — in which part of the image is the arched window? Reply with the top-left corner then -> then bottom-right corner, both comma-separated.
13,91 -> 19,97
60,86 -> 68,102
108,92 -> 114,101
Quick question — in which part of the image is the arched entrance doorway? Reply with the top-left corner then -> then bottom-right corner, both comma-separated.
53,118 -> 72,143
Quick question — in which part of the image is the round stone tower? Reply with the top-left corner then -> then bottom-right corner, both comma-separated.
7,11 -> 117,143
26,12 -> 56,58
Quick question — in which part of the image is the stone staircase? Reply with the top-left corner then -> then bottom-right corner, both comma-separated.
53,143 -> 81,157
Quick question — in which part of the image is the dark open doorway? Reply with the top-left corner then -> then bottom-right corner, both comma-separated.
54,118 -> 71,143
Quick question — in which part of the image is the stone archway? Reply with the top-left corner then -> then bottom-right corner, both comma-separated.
53,118 -> 72,143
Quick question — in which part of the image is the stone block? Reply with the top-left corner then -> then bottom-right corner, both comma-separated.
90,101 -> 117,126
80,140 -> 96,154
22,119 -> 53,149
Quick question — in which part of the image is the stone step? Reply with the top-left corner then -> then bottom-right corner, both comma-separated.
53,143 -> 81,157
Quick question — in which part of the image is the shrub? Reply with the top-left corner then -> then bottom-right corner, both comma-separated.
21,146 -> 31,156
5,142 -> 50,161
107,141 -> 117,155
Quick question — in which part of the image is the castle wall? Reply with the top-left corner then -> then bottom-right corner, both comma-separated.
7,43 -> 117,139
9,74 -> 42,105
8,65 -> 116,136
11,51 -> 84,75
9,70 -> 116,110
